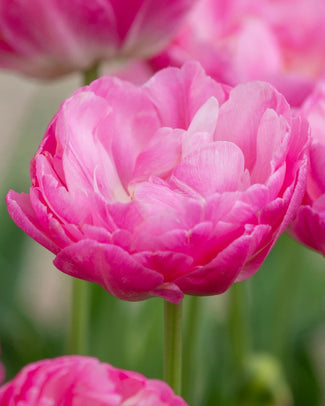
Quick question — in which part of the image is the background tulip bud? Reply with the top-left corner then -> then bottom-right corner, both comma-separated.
236,354 -> 292,406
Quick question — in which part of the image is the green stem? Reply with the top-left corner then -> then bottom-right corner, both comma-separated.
164,300 -> 183,395
271,234 -> 302,356
67,64 -> 100,354
83,62 -> 100,85
228,281 -> 251,370
183,296 -> 200,402
68,279 -> 90,354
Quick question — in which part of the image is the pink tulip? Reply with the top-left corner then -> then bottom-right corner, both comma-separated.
0,356 -> 187,405
289,83 -> 325,255
0,0 -> 194,78
150,0 -> 325,106
6,62 -> 309,304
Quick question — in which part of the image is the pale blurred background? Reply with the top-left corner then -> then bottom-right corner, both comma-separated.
0,71 -> 78,325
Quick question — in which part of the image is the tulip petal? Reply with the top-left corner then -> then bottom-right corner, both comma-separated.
289,204 -> 325,255
132,127 -> 183,182
54,240 -> 175,302
216,82 -> 290,171
6,190 -> 61,254
144,62 -> 227,129
172,141 -> 246,197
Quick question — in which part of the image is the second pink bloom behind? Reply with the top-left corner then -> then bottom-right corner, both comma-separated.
289,83 -> 325,255
0,0 -> 194,78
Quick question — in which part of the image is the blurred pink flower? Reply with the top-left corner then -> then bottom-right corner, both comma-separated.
6,62 -> 309,304
289,83 -> 325,255
0,0 -> 194,78
150,0 -> 325,106
0,356 -> 187,405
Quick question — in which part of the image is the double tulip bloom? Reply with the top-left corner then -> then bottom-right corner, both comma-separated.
0,0 -> 194,78
6,63 -> 310,303
0,356 -> 187,405
289,84 -> 325,255
151,0 -> 325,106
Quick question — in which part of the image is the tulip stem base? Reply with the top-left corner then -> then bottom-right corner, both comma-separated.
164,300 -> 183,395
183,296 -> 200,401
228,281 -> 251,370
83,62 -> 99,85
68,278 -> 90,355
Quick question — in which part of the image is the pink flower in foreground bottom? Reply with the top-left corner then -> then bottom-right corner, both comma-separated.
0,356 -> 187,405
289,84 -> 325,255
6,62 -> 310,304
0,0 -> 194,78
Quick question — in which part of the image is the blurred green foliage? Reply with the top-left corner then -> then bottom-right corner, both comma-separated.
0,78 -> 324,406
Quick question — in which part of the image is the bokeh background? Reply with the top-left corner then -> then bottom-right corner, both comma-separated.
0,70 -> 325,406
